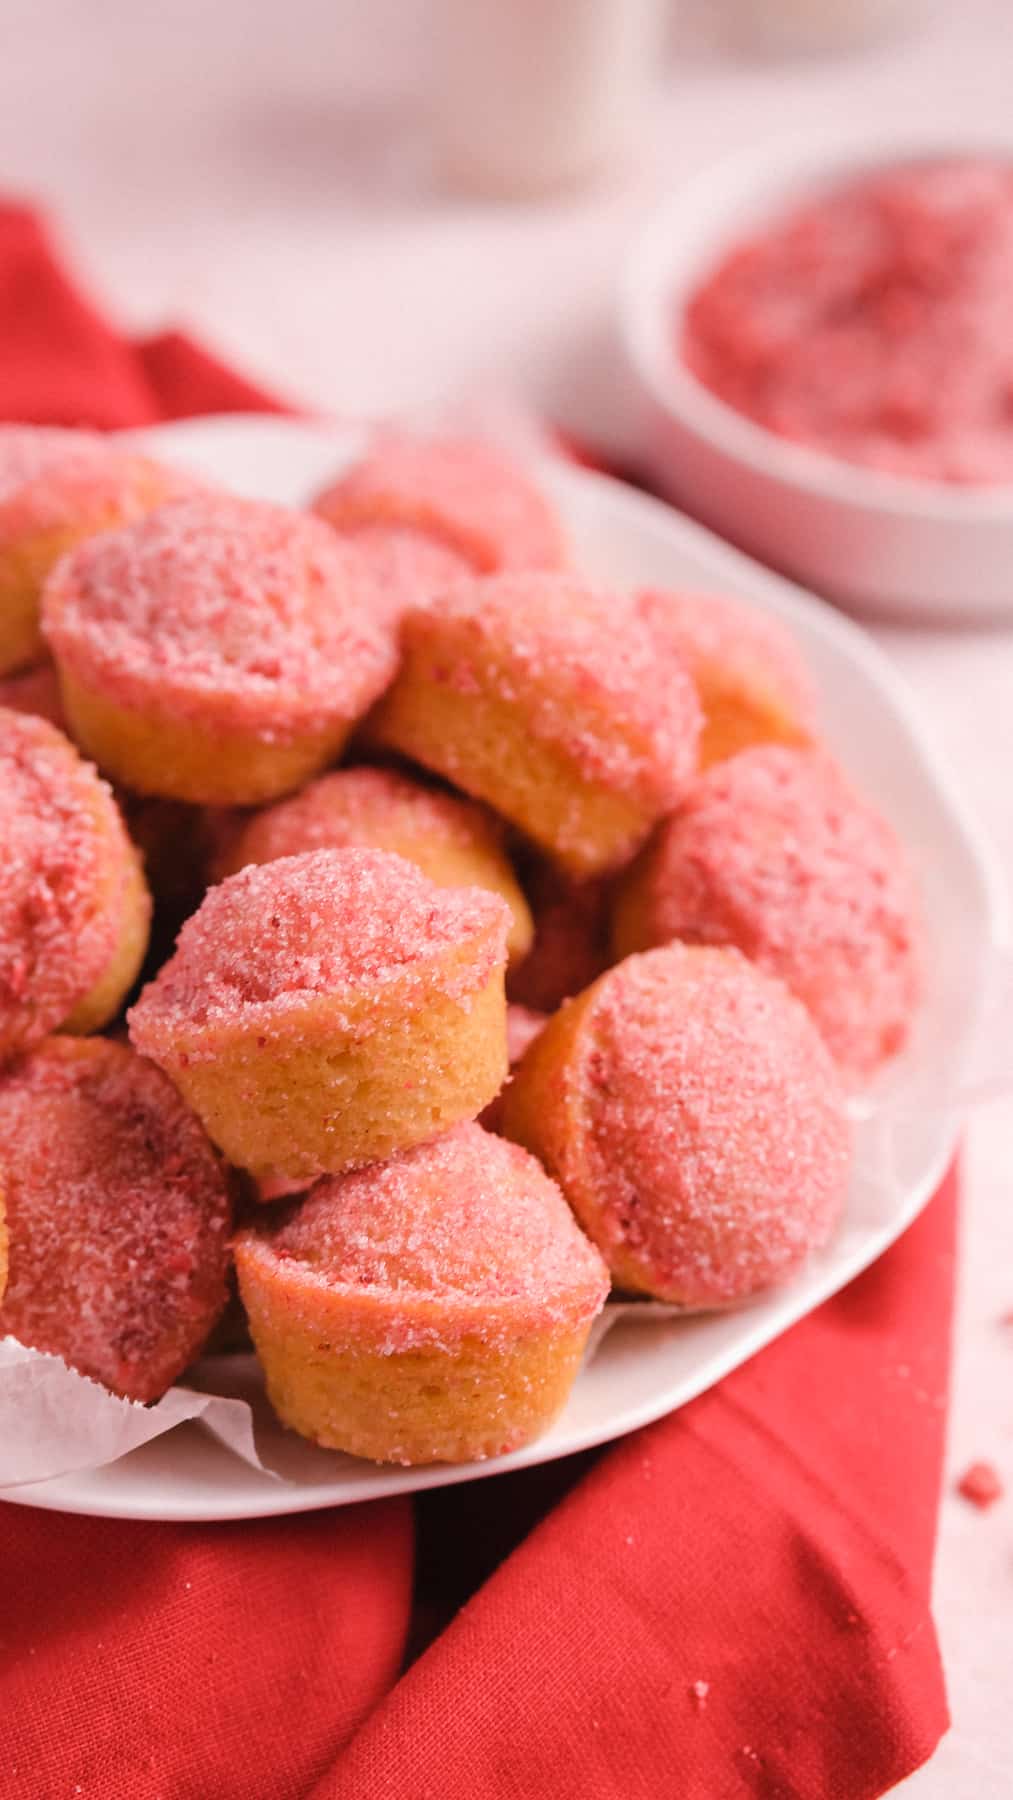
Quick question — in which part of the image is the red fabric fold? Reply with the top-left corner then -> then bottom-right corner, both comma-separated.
0,198 -> 952,1800
315,1175 -> 954,1800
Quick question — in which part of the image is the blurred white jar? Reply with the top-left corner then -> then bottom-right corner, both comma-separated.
434,0 -> 666,195
727,0 -> 936,54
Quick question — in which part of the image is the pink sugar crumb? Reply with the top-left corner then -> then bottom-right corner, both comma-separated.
0,1037 -> 232,1401
689,1681 -> 710,1708
630,745 -> 922,1082
242,1122 -> 609,1352
404,571 -> 702,808
635,588 -> 818,732
682,159 -> 1013,486
573,945 -> 851,1307
41,492 -> 397,739
128,846 -> 510,1049
0,706 -> 128,1055
956,1462 -> 1004,1509
311,429 -> 567,574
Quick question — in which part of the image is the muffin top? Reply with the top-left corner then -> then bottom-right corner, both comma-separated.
42,492 -> 398,734
241,1121 -> 609,1349
129,846 -> 510,1050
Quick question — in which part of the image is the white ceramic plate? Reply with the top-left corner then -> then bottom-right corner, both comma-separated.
7,415 -> 1003,1522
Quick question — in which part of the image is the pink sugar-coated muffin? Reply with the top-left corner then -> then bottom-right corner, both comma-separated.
311,429 -> 567,578
0,1036 -> 233,1400
213,763 -> 533,967
507,860 -> 612,1013
612,745 -> 922,1082
0,659 -> 67,730
333,524 -> 474,632
501,943 -> 851,1308
0,707 -> 151,1063
129,847 -> 511,1184
41,493 -> 399,805
253,985 -> 535,1199
0,425 -> 200,676
368,572 -> 702,877
234,1121 -> 610,1464
635,589 -> 818,768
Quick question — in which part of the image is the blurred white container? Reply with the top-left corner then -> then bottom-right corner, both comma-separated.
621,124 -> 1013,623
434,0 -> 665,195
727,0 -> 935,54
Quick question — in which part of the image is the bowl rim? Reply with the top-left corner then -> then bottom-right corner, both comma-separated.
621,120 -> 1013,523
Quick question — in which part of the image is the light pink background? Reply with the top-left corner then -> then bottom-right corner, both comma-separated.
2,2 -> 1010,1790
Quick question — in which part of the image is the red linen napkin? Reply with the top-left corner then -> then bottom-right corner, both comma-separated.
0,200 -> 953,1800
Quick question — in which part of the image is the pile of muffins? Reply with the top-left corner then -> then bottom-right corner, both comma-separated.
0,423 -> 921,1467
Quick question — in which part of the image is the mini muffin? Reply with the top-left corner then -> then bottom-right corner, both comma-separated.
507,860 -> 611,1012
129,847 -> 510,1184
0,659 -> 67,729
0,424 -> 199,675
214,764 -> 533,966
368,572 -> 702,877
0,1037 -> 233,1400
502,944 -> 850,1308
42,493 -> 398,805
612,745 -> 921,1081
312,429 -> 567,576
636,589 -> 818,766
234,1122 -> 609,1465
0,707 -> 151,1062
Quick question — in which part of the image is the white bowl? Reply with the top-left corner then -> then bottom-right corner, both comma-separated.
621,125 -> 1013,623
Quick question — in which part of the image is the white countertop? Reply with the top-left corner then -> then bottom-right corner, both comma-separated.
2,2 -> 1011,1790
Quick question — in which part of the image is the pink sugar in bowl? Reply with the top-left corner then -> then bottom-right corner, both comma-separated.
621,123 -> 1013,623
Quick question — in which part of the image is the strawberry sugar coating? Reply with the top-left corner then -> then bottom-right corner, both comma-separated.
405,572 -> 702,807
0,1037 -> 232,1400
128,846 -> 510,1052
558,945 -> 850,1306
682,158 -> 1013,486
222,764 -> 507,869
623,746 -> 921,1080
248,1122 -> 609,1352
0,707 -> 130,1056
41,492 -> 398,739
